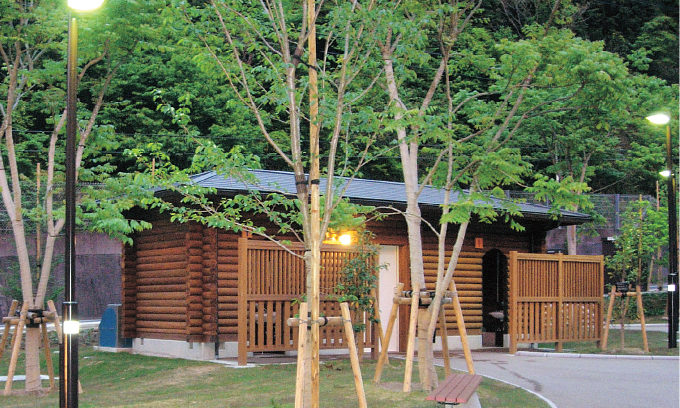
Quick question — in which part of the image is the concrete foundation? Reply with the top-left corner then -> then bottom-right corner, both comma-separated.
131,334 -> 492,361
432,334 -> 486,350
132,338 -> 217,360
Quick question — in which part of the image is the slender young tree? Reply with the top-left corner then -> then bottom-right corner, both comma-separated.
0,0 -> 154,392
369,0 -> 647,390
161,1 -> 388,406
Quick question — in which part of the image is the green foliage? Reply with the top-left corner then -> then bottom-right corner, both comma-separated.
0,257 -> 63,304
333,231 -> 383,333
527,175 -> 594,217
605,198 -> 668,284
604,291 -> 668,319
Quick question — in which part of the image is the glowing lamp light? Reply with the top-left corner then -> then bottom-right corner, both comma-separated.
338,234 -> 353,246
646,113 -> 671,125
660,169 -> 672,178
68,0 -> 105,11
63,320 -> 80,334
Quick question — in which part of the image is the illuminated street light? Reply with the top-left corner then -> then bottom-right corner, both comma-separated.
68,0 -> 105,11
647,112 -> 678,349
61,2 -> 104,407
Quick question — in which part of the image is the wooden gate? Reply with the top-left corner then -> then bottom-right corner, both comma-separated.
237,239 -> 377,365
508,252 -> 604,353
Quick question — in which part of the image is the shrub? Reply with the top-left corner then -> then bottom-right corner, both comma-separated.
604,290 -> 667,320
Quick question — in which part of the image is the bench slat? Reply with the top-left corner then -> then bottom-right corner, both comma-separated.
426,373 -> 482,404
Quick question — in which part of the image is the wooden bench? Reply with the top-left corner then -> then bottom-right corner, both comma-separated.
426,373 -> 482,407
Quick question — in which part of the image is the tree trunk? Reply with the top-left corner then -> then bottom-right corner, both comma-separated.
24,327 -> 42,391
566,224 -> 577,255
417,309 -> 437,390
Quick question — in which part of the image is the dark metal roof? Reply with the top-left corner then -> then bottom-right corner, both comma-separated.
188,169 -> 591,225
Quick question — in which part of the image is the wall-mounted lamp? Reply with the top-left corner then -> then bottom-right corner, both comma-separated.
323,230 -> 355,246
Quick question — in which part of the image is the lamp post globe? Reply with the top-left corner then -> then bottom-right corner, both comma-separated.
68,0 -> 104,11
646,113 -> 671,125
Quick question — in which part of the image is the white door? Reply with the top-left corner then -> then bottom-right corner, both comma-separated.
378,245 -> 399,352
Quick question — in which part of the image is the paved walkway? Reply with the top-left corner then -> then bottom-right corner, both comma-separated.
439,350 -> 679,408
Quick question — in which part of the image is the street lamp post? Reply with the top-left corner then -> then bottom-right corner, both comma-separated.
61,2 -> 104,407
647,113 -> 679,349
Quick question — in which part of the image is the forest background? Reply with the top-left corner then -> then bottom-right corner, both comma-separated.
0,0 -> 678,395
0,0 -> 678,324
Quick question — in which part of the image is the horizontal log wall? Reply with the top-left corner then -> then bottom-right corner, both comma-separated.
122,241 -> 136,338
123,219 -> 190,339
371,216 -> 537,339
422,247 -> 483,334
202,228 -> 218,339
123,210 -> 547,348
216,231 -> 239,340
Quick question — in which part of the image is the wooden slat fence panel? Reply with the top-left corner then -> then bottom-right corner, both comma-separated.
509,252 -> 604,353
237,239 -> 377,363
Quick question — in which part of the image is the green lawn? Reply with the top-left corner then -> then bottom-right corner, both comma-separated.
0,348 -> 548,407
537,329 -> 679,356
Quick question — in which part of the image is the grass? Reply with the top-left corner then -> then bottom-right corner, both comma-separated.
0,348 -> 549,408
536,329 -> 679,356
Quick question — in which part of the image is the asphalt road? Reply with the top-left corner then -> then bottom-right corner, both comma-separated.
440,351 -> 679,408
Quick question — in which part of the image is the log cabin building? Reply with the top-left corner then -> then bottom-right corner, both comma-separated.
121,170 -> 590,361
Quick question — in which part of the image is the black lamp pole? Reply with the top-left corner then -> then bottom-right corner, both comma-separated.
60,15 -> 79,408
665,123 -> 679,349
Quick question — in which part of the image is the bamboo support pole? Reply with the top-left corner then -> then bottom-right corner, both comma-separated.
620,295 -> 631,348
402,287 -> 419,393
41,322 -> 55,389
4,303 -> 28,395
373,283 -> 403,383
439,306 -> 451,377
401,290 -> 456,298
287,316 -> 344,327
47,300 -> 62,344
636,285 -> 649,353
371,288 -> 382,361
509,252 -> 518,354
601,285 -> 616,350
0,300 -> 19,359
393,297 -> 452,305
450,281 -> 475,374
294,302 -> 309,408
340,302 -> 367,408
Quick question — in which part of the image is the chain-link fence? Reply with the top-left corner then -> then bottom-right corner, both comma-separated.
507,191 -> 655,232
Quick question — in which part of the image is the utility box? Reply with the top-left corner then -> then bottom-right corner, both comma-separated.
99,304 -> 131,348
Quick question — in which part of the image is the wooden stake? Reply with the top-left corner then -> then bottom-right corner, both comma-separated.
438,305 -> 451,377
635,285 -> 649,352
0,300 -> 19,358
5,303 -> 28,395
601,285 -> 616,350
294,302 -> 309,408
340,302 -> 367,408
402,286 -> 419,393
373,283 -> 403,383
